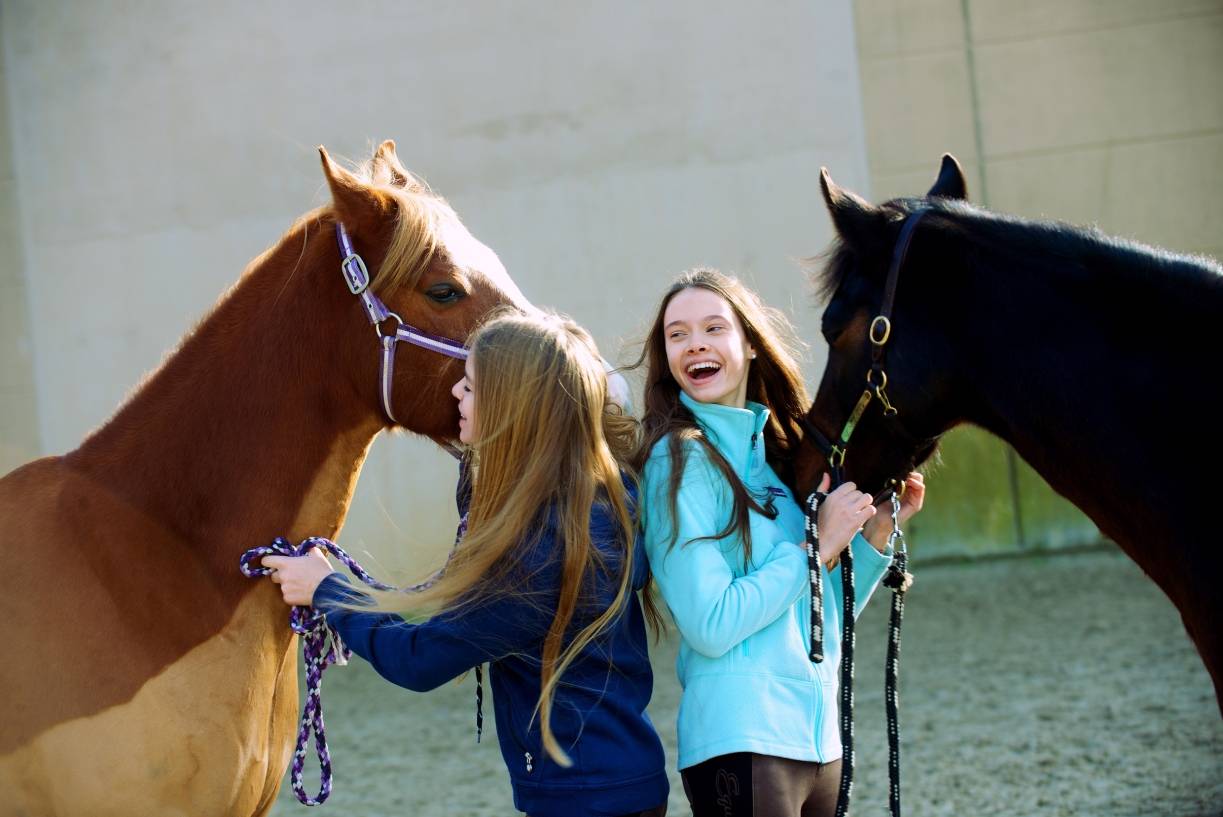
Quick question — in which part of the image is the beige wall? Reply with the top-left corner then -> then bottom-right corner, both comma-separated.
1,2 -> 870,563
852,0 -> 1223,554
12,3 -> 1209,562
0,43 -> 38,474
856,0 -> 1223,253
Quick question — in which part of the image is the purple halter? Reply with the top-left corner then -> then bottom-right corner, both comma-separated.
335,222 -> 469,424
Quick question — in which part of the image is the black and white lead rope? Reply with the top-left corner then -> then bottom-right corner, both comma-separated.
804,490 -> 912,817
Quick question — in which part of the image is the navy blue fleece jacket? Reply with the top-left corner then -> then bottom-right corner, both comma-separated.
312,485 -> 667,817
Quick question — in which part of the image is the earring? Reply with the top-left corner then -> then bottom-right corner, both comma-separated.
750,352 -> 757,359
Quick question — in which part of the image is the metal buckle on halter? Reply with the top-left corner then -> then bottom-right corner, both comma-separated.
869,315 -> 892,346
340,253 -> 371,296
828,445 -> 846,469
867,368 -> 898,416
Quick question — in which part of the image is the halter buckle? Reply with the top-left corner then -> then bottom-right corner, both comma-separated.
866,369 -> 899,416
340,253 -> 371,296
829,445 -> 846,469
877,386 -> 898,417
869,315 -> 892,346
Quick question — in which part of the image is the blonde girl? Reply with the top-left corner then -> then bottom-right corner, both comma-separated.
264,312 -> 669,817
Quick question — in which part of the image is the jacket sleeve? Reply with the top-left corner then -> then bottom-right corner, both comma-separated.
642,443 -> 807,659
312,528 -> 559,692
827,532 -> 894,620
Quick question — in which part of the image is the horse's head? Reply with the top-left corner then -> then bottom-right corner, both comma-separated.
795,155 -> 969,498
318,141 -> 532,441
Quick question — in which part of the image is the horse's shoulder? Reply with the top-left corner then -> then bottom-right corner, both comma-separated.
0,455 -> 74,511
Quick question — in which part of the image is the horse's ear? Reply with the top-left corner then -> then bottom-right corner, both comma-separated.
319,145 -> 395,234
927,154 -> 967,200
820,167 -> 885,250
371,140 -> 414,189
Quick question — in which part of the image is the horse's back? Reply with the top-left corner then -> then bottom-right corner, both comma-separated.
0,457 -> 299,816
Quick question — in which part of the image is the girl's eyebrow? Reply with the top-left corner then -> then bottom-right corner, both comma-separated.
665,314 -> 729,331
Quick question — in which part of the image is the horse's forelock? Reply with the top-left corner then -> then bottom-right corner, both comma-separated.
323,154 -> 457,296
372,188 -> 459,295
805,238 -> 856,306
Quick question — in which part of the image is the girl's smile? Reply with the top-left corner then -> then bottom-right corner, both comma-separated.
663,287 -> 755,408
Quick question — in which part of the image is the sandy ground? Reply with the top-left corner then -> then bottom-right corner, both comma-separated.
270,549 -> 1222,816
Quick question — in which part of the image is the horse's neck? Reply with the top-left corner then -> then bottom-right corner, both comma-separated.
68,228 -> 383,578
957,255 -> 1205,546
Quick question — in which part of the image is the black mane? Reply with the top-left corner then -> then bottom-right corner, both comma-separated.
815,196 -> 1223,309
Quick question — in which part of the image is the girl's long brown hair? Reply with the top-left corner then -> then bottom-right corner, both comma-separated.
360,311 -> 639,768
632,268 -> 810,566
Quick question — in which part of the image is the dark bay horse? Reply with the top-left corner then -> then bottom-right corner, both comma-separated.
0,141 -> 531,815
795,155 -> 1223,711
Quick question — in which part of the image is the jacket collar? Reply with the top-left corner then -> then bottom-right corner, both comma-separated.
679,391 -> 771,476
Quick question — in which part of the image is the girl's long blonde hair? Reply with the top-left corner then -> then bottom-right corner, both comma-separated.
366,311 -> 640,767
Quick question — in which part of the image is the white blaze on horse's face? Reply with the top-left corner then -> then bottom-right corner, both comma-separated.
438,217 -> 534,314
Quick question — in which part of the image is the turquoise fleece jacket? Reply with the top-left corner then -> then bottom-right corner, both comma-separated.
642,391 -> 893,769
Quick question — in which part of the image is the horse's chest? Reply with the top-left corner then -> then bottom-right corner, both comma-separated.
0,586 -> 299,817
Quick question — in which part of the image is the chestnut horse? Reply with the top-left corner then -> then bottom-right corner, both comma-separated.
0,141 -> 531,815
796,155 -> 1223,712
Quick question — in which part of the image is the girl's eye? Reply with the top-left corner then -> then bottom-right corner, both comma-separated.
707,325 -> 724,333
668,331 -> 686,341
426,283 -> 465,304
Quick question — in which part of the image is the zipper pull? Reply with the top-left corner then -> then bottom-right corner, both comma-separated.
525,751 -> 534,773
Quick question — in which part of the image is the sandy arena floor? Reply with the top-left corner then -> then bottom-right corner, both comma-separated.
270,548 -> 1222,817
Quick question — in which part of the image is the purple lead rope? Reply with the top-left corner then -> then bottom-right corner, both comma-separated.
239,532 -> 461,806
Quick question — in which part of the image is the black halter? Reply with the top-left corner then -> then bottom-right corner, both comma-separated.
802,206 -> 930,487
804,206 -> 929,817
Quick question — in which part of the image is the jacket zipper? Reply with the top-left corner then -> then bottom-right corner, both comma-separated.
524,751 -> 534,773
741,431 -> 760,660
738,430 -> 758,660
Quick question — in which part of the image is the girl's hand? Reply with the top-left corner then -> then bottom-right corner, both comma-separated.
261,549 -> 336,606
862,471 -> 926,550
813,472 -> 876,566
895,471 -> 926,524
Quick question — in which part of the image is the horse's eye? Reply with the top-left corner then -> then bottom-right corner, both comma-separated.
822,324 -> 844,346
426,283 -> 465,304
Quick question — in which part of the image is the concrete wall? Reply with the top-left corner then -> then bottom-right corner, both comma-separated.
852,0 -> 1223,555
0,33 -> 38,472
0,2 -> 870,565
9,2 -> 1213,563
